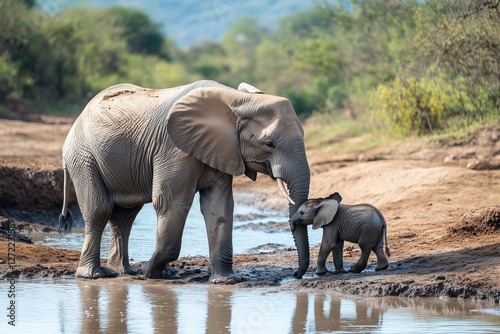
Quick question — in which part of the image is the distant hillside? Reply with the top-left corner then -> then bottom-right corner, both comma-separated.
56,0 -> 317,48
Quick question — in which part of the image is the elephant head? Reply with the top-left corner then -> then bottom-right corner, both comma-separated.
167,82 -> 311,278
291,192 -> 343,230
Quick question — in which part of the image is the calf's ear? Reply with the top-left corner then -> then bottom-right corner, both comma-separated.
327,192 -> 342,203
312,199 -> 339,230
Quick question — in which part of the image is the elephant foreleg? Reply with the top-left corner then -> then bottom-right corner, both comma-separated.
200,181 -> 241,284
107,205 -> 143,275
332,239 -> 346,274
316,227 -> 338,275
142,203 -> 191,279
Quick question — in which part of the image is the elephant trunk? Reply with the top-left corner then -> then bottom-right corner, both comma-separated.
285,152 -> 310,279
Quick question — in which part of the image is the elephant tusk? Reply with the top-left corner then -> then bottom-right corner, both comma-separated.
277,178 -> 295,205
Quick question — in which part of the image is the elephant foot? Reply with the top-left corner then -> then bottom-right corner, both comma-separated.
293,268 -> 307,279
315,267 -> 328,276
141,262 -> 183,279
107,262 -> 139,275
76,265 -> 119,279
163,266 -> 182,279
333,268 -> 347,274
123,265 -> 139,275
375,264 -> 389,271
141,261 -> 163,279
349,265 -> 365,273
209,272 -> 241,285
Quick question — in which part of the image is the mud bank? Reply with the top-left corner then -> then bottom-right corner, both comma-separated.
1,239 -> 499,304
0,166 -> 80,225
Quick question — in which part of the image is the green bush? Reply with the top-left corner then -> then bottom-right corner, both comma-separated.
369,74 -> 492,137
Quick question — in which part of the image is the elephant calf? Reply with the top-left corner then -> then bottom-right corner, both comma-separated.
291,192 -> 390,275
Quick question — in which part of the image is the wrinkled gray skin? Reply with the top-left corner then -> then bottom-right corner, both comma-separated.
291,193 -> 390,275
59,80 -> 311,283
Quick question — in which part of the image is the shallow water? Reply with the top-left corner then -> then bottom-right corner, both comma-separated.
28,194 -> 323,260
12,194 -> 500,333
0,280 -> 499,333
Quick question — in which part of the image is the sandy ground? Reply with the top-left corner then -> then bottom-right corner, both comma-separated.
0,116 -> 499,304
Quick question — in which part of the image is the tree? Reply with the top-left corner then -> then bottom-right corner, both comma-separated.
370,0 -> 499,136
107,6 -> 168,59
0,0 -> 39,99
415,0 -> 500,109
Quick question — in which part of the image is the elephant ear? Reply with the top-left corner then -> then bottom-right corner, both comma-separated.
235,84 -> 259,181
312,199 -> 339,230
167,87 -> 246,176
327,192 -> 342,203
238,82 -> 264,94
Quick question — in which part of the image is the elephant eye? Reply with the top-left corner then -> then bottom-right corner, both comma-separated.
299,210 -> 304,215
264,140 -> 275,149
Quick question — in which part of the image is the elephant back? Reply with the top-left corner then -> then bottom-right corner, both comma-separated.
85,80 -> 233,123
337,204 -> 383,243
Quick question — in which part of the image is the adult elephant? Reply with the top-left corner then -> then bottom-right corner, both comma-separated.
59,80 -> 311,283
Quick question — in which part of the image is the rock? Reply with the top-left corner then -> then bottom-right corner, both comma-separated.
466,159 -> 498,170
449,206 -> 500,236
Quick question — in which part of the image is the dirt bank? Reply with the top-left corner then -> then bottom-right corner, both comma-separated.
0,116 -> 499,304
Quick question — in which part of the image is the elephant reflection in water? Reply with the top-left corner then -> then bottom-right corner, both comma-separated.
206,287 -> 232,333
143,284 -> 232,334
78,282 -> 179,333
78,282 -> 232,333
292,292 -> 384,332
78,282 -> 181,333
78,281 -> 129,334
142,284 -> 179,333
78,282 -> 383,332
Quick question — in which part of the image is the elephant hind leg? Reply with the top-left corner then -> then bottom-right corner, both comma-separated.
71,162 -> 117,279
373,239 -> 389,271
349,248 -> 371,273
77,216 -> 119,278
107,205 -> 143,275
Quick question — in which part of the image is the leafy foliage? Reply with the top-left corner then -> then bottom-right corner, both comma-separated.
415,1 -> 500,100
0,0 -> 497,138
0,1 -> 190,106
107,6 -> 168,58
372,74 -> 461,136
371,0 -> 499,136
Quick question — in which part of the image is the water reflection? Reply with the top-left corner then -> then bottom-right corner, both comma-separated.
143,284 -> 179,333
206,287 -> 231,333
1,281 -> 499,333
292,292 -> 383,332
76,282 -> 389,333
78,281 -> 121,333
72,281 -> 500,333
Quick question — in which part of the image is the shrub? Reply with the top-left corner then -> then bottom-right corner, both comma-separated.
369,73 -> 492,137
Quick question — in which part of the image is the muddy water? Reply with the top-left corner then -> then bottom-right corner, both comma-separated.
0,280 -> 499,333
28,194 -> 322,260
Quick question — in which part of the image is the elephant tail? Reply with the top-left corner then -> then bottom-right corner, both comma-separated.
383,223 -> 391,257
58,168 -> 73,234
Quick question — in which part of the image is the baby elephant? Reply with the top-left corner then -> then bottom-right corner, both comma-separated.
291,192 -> 390,275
